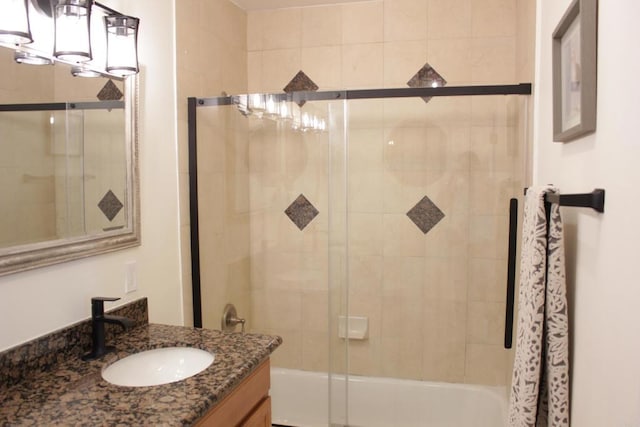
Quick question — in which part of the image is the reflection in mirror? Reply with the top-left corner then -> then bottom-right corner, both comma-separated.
0,45 -> 139,275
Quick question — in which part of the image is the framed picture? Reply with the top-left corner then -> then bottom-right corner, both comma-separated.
552,0 -> 598,142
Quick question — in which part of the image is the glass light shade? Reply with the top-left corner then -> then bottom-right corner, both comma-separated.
264,94 -> 279,119
301,112 -> 313,132
105,15 -> 139,75
279,101 -> 292,121
233,94 -> 249,116
54,0 -> 92,62
0,0 -> 32,44
26,0 -> 54,56
291,104 -> 301,130
248,93 -> 265,117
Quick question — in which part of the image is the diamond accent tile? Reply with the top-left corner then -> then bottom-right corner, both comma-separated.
407,196 -> 445,234
97,79 -> 123,101
285,194 -> 319,231
98,190 -> 123,221
283,70 -> 319,107
407,62 -> 447,104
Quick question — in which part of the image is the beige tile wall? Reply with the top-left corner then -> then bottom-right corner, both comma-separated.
176,0 -> 249,327
247,102 -> 333,369
248,0 -> 518,90
176,0 -> 531,386
245,0 -> 528,386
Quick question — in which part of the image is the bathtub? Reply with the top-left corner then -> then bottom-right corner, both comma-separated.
270,368 -> 507,427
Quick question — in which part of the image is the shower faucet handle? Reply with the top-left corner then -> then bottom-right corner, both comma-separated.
221,304 -> 245,333
232,317 -> 246,334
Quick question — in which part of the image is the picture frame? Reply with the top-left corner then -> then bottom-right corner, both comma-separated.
552,0 -> 598,142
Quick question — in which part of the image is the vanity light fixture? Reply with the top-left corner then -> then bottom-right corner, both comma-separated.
0,0 -> 33,44
0,0 -> 140,77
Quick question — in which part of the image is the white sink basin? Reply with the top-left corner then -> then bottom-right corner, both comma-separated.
102,347 -> 214,387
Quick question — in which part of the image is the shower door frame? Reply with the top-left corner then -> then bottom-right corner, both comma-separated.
187,82 -> 532,426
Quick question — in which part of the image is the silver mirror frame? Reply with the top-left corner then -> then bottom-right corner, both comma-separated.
0,76 -> 140,276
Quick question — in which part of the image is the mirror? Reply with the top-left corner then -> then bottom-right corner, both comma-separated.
0,46 -> 139,276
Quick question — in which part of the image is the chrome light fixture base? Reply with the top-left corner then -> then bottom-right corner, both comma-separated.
14,50 -> 52,65
71,64 -> 101,77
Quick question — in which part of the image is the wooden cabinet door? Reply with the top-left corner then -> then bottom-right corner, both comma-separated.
196,360 -> 270,427
242,396 -> 271,427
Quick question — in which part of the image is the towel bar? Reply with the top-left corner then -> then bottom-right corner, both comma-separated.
544,189 -> 605,213
507,188 -> 604,350
523,188 -> 605,213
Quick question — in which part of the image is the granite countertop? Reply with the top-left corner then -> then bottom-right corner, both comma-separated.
0,324 -> 282,426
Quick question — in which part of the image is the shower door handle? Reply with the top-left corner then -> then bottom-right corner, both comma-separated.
504,198 -> 518,349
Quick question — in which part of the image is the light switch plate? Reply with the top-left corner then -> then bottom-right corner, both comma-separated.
125,261 -> 138,293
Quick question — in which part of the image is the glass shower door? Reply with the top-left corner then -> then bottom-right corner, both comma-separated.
342,94 -> 527,426
194,95 -> 350,426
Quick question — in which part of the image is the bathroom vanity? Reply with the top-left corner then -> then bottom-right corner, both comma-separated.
0,298 -> 281,426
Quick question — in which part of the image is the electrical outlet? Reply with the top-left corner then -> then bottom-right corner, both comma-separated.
125,261 -> 138,293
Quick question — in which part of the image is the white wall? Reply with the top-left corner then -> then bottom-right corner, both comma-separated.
0,0 -> 183,351
534,1 -> 640,425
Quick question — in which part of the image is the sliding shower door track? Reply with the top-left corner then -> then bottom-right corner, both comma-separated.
194,83 -> 532,106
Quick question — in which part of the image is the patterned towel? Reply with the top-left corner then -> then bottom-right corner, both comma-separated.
508,186 -> 570,427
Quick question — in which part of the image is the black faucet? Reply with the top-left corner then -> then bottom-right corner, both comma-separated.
82,297 -> 136,361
